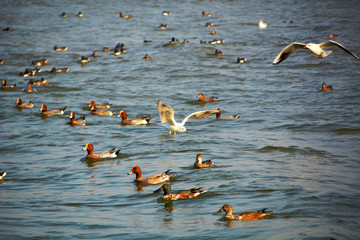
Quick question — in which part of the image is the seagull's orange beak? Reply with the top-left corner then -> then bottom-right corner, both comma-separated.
304,46 -> 307,48
185,130 -> 188,133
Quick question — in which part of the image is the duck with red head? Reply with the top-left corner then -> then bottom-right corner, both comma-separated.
118,110 -> 153,125
128,166 -> 176,184
69,112 -> 86,126
321,82 -> 333,91
198,93 -> 218,102
89,101 -> 113,116
214,108 -> 241,119
82,143 -> 121,159
1,79 -> 16,89
16,98 -> 34,108
40,104 -> 67,116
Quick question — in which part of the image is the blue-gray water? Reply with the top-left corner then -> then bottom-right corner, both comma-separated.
1,0 -> 360,239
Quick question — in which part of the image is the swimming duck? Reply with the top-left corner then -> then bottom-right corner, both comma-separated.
215,49 -> 224,56
159,24 -> 168,29
0,59 -> 3,64
206,22 -> 213,27
89,101 -> 112,109
321,82 -> 333,91
236,57 -> 247,63
77,12 -> 83,18
80,56 -> 90,64
32,59 -> 49,66
16,98 -> 34,108
144,54 -> 152,60
23,82 -> 36,93
1,79 -> 16,89
103,47 -> 110,52
210,30 -> 217,35
210,39 -> 224,44
0,171 -> 6,180
194,154 -> 214,168
31,77 -> 49,85
40,104 -> 67,116
92,51 -> 98,57
70,112 -> 86,126
60,12 -> 67,18
198,93 -> 218,102
214,204 -> 274,220
258,20 -> 268,29
169,37 -> 179,44
202,11 -> 212,17
214,108 -> 241,119
90,102 -> 114,116
51,67 -> 69,73
182,39 -> 189,44
119,12 -> 133,19
154,184 -> 207,200
53,45 -> 68,51
118,110 -> 153,125
82,143 -> 121,159
128,166 -> 176,184
19,68 -> 36,77
329,34 -> 340,38
162,11 -> 171,16
157,100 -> 220,135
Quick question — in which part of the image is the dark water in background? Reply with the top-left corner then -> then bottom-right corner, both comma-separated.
1,0 -> 360,239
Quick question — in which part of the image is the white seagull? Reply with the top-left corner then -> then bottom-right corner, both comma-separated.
157,101 -> 220,135
272,40 -> 359,65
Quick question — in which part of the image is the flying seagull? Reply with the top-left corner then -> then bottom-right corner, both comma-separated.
157,101 -> 219,135
272,40 -> 359,65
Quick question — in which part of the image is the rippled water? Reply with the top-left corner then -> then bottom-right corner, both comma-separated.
1,0 -> 360,239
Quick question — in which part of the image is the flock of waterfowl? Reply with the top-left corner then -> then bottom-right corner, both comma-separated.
2,8 -> 360,222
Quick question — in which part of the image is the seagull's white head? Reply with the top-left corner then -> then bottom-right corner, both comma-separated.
179,126 -> 188,133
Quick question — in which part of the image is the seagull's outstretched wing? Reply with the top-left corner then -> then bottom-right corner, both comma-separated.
319,40 -> 359,60
272,42 -> 306,65
157,101 -> 176,125
182,109 -> 220,126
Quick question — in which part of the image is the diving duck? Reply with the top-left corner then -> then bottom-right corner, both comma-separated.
128,166 -> 176,184
118,110 -> 153,125
82,143 -> 121,159
154,184 -> 207,200
194,154 -> 214,168
214,204 -> 274,220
